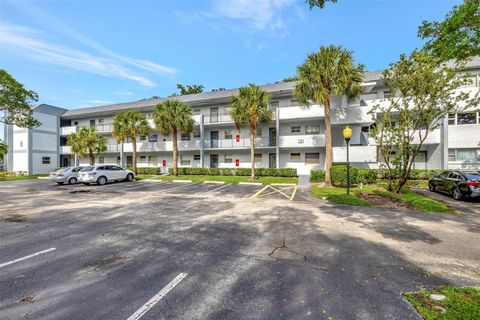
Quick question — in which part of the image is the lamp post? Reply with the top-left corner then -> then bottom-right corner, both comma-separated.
343,126 -> 352,195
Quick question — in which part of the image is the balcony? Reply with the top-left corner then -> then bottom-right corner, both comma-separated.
367,129 -> 441,146
278,105 -> 324,120
92,123 -> 112,133
333,146 -> 377,163
204,113 -> 234,125
278,134 -> 325,148
60,126 -> 78,136
204,137 -> 275,149
60,146 -> 72,154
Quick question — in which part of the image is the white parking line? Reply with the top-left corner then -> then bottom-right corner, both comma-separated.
0,248 -> 56,269
126,272 -> 188,320
200,183 -> 232,195
160,182 -> 200,193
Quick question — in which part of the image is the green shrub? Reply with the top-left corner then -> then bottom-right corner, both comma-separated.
358,169 -> 378,184
378,168 -> 444,180
167,167 -> 297,177
330,165 -> 359,187
310,170 -> 325,182
129,167 -> 162,175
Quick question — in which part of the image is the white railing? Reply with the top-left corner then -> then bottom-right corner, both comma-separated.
278,105 -> 324,120
204,137 -> 275,149
60,126 -> 78,136
60,146 -> 72,154
278,134 -> 325,148
204,113 -> 234,124
333,146 -> 377,163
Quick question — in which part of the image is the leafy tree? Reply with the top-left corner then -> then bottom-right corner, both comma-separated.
0,139 -> 7,162
171,84 -> 204,96
0,69 -> 40,128
369,50 -> 479,193
294,45 -> 364,186
418,0 -> 480,60
112,110 -> 150,175
153,100 -> 194,176
282,76 -> 298,82
230,84 -> 272,179
67,127 -> 107,166
307,0 -> 337,9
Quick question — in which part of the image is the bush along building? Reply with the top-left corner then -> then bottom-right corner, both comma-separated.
4,62 -> 480,175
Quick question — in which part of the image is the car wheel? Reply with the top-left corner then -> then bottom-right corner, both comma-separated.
452,187 -> 463,200
97,176 -> 107,185
68,177 -> 77,185
57,182 -> 64,185
126,173 -> 134,182
429,182 -> 435,192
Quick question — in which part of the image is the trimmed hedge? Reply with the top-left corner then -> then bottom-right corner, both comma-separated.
331,165 -> 359,187
128,167 -> 162,175
377,169 -> 445,180
310,170 -> 325,182
358,169 -> 378,184
167,167 -> 297,177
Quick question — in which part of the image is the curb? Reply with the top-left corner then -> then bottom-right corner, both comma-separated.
37,176 -> 49,180
143,179 -> 164,182
173,180 -> 192,183
204,181 -> 225,184
239,182 -> 263,186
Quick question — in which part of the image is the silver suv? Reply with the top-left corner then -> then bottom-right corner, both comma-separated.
50,166 -> 84,185
78,165 -> 134,185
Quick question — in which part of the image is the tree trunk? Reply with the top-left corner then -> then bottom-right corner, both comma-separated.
250,126 -> 255,180
324,98 -> 332,186
132,137 -> 138,175
88,147 -> 94,166
172,129 -> 178,176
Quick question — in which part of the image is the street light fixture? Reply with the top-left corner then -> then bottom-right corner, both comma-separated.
343,126 -> 352,195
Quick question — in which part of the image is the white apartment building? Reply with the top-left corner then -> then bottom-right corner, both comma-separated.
4,62 -> 480,175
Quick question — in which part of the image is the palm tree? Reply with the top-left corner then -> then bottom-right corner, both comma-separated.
0,139 -> 7,162
112,110 -> 150,175
153,99 -> 194,176
294,45 -> 364,186
67,127 -> 107,166
230,84 -> 272,179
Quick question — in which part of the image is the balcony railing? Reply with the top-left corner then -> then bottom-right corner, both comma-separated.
204,137 -> 276,149
204,113 -> 234,124
278,134 -> 325,148
333,146 -> 377,163
60,126 -> 79,136
59,144 -> 119,154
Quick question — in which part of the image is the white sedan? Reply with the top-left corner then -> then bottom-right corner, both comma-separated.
78,165 -> 135,185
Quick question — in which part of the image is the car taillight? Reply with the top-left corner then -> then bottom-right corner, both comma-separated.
58,173 -> 64,176
88,172 -> 96,176
466,181 -> 480,187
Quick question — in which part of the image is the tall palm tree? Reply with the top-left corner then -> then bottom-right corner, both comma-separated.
230,84 -> 272,179
112,110 -> 150,175
153,99 -> 194,176
0,139 -> 7,162
67,127 -> 107,166
294,45 -> 364,186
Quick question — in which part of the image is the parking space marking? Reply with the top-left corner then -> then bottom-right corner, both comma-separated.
250,185 -> 298,201
159,182 -> 201,193
0,247 -> 56,269
126,272 -> 188,320
200,183 -> 232,195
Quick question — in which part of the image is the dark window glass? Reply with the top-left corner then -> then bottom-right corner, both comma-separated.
81,166 -> 94,172
448,172 -> 460,179
149,135 -> 158,142
457,112 -> 477,125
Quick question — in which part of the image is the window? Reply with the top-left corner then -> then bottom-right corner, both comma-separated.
255,127 -> 262,136
457,112 -> 477,125
194,154 -> 201,161
98,157 -> 104,164
305,153 -> 320,164
148,156 -> 157,166
457,149 -> 478,161
98,118 -> 104,124
383,91 -> 391,98
269,101 -> 279,111
192,107 -> 201,115
448,149 -> 456,161
224,130 -> 233,139
181,133 -> 191,141
291,126 -> 301,134
290,98 -> 299,105
254,154 -> 262,163
42,157 -> 51,165
193,127 -> 201,138
140,156 -> 147,162
19,141 -> 23,147
290,153 -> 301,161
180,156 -> 190,166
90,119 -> 95,127
140,135 -> 147,141
149,134 -> 158,142
361,126 -> 370,133
448,113 -> 456,125
224,155 -> 233,163
448,172 -> 461,179
305,125 -> 320,135
74,121 -> 79,126
109,165 -> 122,171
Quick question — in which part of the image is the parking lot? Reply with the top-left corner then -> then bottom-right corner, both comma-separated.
1,179 -> 479,319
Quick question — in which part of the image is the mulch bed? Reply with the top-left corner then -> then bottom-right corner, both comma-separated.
356,192 -> 414,211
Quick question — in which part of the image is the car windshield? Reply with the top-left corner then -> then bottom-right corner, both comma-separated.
55,167 -> 71,172
464,173 -> 480,181
80,166 -> 95,172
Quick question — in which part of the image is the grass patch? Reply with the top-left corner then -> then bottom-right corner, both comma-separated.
311,184 -> 454,213
152,175 -> 298,185
404,286 -> 480,320
134,174 -> 159,181
0,174 -> 48,181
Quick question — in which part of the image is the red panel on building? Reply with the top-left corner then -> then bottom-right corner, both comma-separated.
162,160 -> 166,167
236,135 -> 240,142
235,159 -> 239,167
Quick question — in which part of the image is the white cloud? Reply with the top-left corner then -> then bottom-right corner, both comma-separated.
0,23 -> 178,87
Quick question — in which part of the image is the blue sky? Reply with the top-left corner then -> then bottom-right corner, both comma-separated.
1,0 -> 460,133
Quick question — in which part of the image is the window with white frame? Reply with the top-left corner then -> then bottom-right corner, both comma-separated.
457,149 -> 479,161
140,135 -> 147,141
224,130 -> 233,139
194,154 -> 201,161
448,149 -> 456,161
305,153 -> 320,164
181,133 -> 191,141
457,112 -> 477,125
149,135 -> 158,142
224,155 -> 233,163
19,141 -> 23,147
269,101 -> 279,111
42,157 -> 51,165
254,153 -> 262,163
180,156 -> 190,166
448,113 -> 456,125
148,155 -> 157,166
290,153 -> 301,161
305,125 -> 320,135
291,126 -> 301,134
192,107 -> 201,115
140,156 -> 147,162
